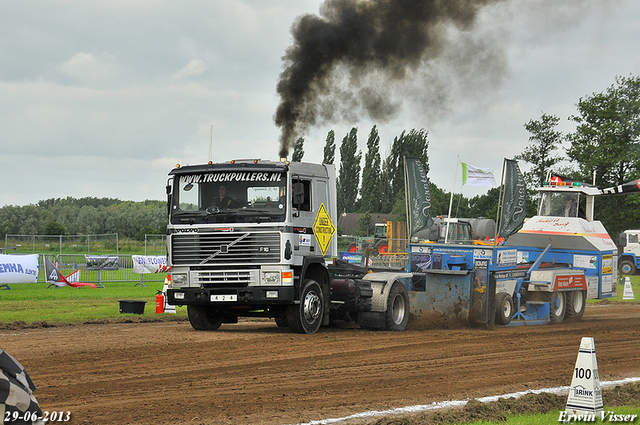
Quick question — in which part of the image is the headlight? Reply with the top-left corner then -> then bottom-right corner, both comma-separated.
171,273 -> 187,286
263,271 -> 281,285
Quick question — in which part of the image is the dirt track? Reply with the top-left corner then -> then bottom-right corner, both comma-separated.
2,303 -> 640,425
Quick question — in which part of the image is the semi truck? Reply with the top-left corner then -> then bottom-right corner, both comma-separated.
617,230 -> 640,275
164,159 -> 413,333
164,158 -> 624,332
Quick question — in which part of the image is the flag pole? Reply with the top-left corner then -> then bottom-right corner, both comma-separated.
445,156 -> 459,244
494,158 -> 507,246
403,156 -> 412,239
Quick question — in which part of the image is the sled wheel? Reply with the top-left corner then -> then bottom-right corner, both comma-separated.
187,305 -> 223,331
619,259 -> 636,275
565,290 -> 586,320
385,282 -> 410,331
287,279 -> 324,334
548,292 -> 566,324
495,292 -> 514,326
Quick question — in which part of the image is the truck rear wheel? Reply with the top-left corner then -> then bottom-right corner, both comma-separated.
619,259 -> 636,275
187,305 -> 223,331
385,282 -> 410,331
565,290 -> 586,320
495,292 -> 514,325
287,279 -> 324,334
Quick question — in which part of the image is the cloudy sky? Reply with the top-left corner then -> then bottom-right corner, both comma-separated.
1,0 -> 639,207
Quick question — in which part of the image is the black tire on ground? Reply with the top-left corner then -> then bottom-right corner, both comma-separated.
187,305 -> 223,331
619,259 -> 636,275
565,290 -> 586,320
275,316 -> 288,328
495,292 -> 514,326
286,279 -> 324,334
548,292 -> 566,324
385,282 -> 410,331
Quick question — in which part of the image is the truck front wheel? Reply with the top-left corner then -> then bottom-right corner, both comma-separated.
385,282 -> 410,331
619,259 -> 636,275
287,279 -> 324,334
187,305 -> 223,331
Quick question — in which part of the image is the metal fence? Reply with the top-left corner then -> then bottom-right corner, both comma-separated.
5,234 -> 120,255
37,253 -> 167,286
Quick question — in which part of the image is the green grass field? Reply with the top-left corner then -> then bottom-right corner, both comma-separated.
0,273 -> 637,327
0,279 -> 186,326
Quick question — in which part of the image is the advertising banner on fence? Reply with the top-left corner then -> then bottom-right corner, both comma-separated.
85,255 -> 119,271
0,254 -> 38,284
132,255 -> 170,274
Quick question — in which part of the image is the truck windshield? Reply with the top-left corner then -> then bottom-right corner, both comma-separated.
538,192 -> 583,218
170,172 -> 287,224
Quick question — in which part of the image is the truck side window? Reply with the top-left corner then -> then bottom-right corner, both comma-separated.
292,179 -> 311,212
630,234 -> 639,244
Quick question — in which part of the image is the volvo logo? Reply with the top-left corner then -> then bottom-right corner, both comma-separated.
172,228 -> 199,233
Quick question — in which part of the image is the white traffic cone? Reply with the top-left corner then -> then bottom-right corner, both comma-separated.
623,277 -> 635,300
565,337 -> 604,417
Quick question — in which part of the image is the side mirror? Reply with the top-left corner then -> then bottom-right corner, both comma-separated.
618,233 -> 627,247
293,182 -> 304,206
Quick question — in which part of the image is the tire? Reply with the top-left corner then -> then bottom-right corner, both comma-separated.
385,282 -> 410,331
377,242 -> 389,256
565,290 -> 586,320
275,316 -> 288,328
619,259 -> 636,275
548,292 -> 566,324
347,243 -> 358,253
495,292 -> 514,325
286,279 -> 324,334
187,305 -> 223,331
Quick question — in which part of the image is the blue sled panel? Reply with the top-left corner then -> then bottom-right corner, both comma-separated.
409,269 -> 474,325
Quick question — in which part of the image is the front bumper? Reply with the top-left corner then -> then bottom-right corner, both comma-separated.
167,286 -> 295,306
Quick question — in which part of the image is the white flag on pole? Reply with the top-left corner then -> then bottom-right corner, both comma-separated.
462,162 -> 496,186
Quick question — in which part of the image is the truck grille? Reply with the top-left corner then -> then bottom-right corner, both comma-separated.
192,269 -> 259,287
171,231 -> 281,265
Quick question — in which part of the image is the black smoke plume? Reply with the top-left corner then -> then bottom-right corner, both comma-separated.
275,0 -> 504,158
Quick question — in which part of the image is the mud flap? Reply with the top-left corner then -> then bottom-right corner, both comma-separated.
409,269 -> 476,327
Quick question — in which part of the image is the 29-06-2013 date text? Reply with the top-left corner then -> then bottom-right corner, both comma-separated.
4,411 -> 71,423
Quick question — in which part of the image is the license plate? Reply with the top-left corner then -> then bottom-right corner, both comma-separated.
210,294 -> 237,302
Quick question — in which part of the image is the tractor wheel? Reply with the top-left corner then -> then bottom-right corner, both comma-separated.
495,292 -> 514,325
286,279 -> 324,334
187,305 -> 223,331
347,243 -> 358,253
377,242 -> 389,256
547,292 -> 566,324
565,290 -> 586,320
619,259 -> 636,275
385,282 -> 410,331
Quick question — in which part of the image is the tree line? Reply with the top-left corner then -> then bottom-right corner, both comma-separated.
291,74 -> 640,237
0,197 -> 167,240
1,74 -> 637,240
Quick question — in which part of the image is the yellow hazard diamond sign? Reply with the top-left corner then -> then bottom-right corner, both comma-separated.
313,203 -> 336,256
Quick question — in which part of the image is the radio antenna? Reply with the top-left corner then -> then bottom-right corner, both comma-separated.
209,125 -> 213,162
